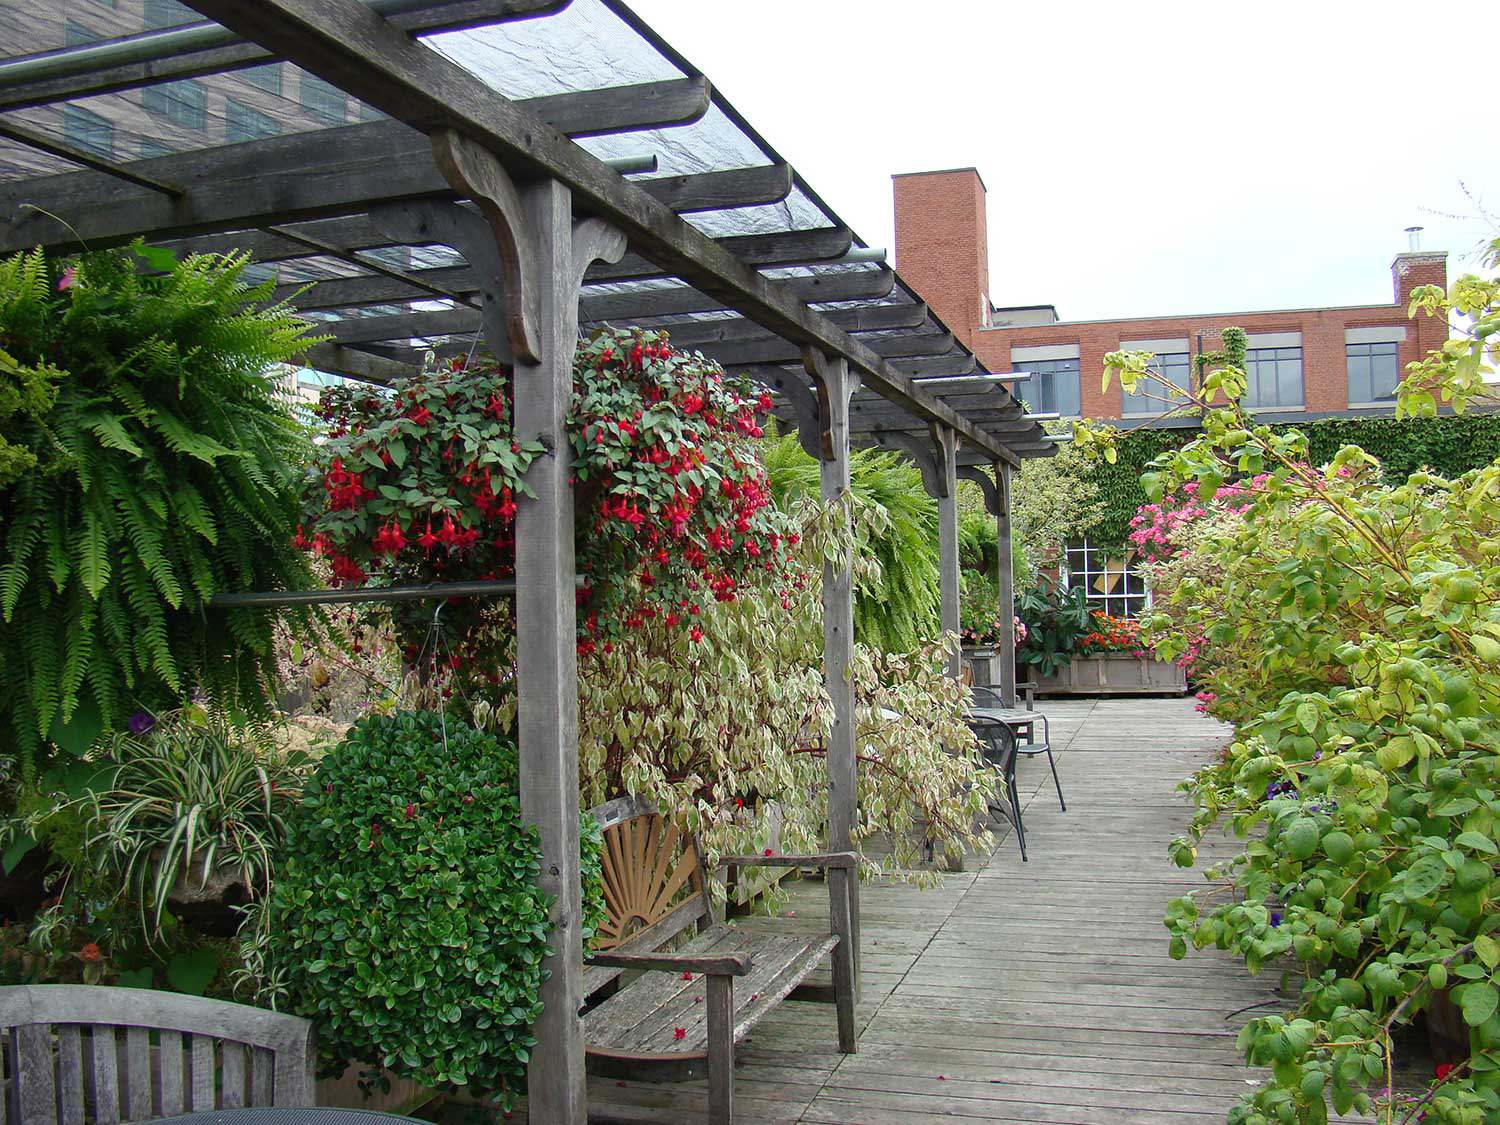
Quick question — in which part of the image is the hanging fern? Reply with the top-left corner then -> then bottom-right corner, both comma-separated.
0,245 -> 319,776
763,432 -> 941,652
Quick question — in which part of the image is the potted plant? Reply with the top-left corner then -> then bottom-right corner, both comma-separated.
1017,585 -> 1186,696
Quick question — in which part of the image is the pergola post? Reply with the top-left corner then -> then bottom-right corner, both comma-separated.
933,426 -> 962,679
429,131 -> 625,1125
803,348 -> 860,990
996,461 -> 1017,707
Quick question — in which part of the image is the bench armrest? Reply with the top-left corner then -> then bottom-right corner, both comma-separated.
718,851 -> 858,871
585,950 -> 753,977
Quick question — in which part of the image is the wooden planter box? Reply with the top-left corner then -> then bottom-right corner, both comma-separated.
1033,653 -> 1186,696
961,645 -> 1002,687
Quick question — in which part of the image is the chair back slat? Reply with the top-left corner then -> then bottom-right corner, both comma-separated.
124,1026 -> 152,1119
189,1034 -> 215,1110
157,1029 -> 186,1116
0,986 -> 315,1121
16,1024 -> 57,1125
221,1040 -> 247,1107
88,1025 -> 120,1125
56,1024 -> 85,1125
251,1046 -> 275,1105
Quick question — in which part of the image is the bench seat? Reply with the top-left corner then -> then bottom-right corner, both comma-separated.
585,922 -> 839,1061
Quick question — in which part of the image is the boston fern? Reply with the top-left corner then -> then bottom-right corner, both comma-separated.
0,245 -> 317,775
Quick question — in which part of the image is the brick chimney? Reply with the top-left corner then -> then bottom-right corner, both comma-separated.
1391,249 -> 1449,361
892,168 -> 989,349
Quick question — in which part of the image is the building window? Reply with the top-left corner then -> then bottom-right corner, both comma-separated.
1244,346 -> 1303,410
143,0 -> 197,29
139,138 -> 173,159
1012,356 -> 1082,417
63,105 -> 113,159
225,97 -> 280,143
241,63 -> 283,95
298,73 -> 346,125
1347,341 -> 1401,404
142,79 -> 206,131
1121,351 -> 1191,415
1065,540 -> 1148,619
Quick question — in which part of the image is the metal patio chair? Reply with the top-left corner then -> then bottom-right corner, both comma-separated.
967,715 -> 1027,861
968,684 -> 1065,814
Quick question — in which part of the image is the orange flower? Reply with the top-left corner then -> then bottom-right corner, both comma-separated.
78,943 -> 102,963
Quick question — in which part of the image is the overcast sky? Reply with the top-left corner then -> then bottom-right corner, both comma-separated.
629,0 -> 1498,323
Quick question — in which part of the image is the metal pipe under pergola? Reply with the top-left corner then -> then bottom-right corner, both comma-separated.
0,2 -> 1057,1117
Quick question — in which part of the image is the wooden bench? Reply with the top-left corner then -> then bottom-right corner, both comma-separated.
582,795 -> 857,1123
0,984 -> 314,1123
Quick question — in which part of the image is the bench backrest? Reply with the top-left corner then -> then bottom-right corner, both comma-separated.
0,984 -> 315,1123
589,794 -> 713,956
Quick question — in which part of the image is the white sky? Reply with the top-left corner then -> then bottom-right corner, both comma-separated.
628,0 -> 1499,322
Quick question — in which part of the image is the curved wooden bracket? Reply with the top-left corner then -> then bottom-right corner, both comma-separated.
571,217 -> 627,294
369,198 -> 514,361
957,465 -> 1002,516
431,129 -> 541,363
800,347 -> 855,463
744,367 -> 822,460
873,430 -> 945,498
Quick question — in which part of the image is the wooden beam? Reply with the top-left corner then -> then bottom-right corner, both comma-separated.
663,300 -> 927,347
176,0 -> 1012,461
165,220 -> 854,285
0,118 -> 182,195
298,342 -> 416,384
321,294 -> 925,347
697,327 -> 950,368
0,82 -> 739,254
0,1 -> 574,111
996,463 -> 1017,705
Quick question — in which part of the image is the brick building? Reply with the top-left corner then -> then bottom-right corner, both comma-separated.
892,167 -> 1449,424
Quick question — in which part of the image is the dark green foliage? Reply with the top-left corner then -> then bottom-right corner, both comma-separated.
763,432 -> 940,652
0,246 -> 316,776
1084,413 -> 1500,550
1015,583 -> 1093,676
272,711 -> 603,1105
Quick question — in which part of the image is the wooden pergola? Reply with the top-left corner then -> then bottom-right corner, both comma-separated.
0,2 -> 1055,1117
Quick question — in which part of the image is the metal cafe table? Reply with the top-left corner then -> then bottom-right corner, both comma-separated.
964,700 -> 1064,862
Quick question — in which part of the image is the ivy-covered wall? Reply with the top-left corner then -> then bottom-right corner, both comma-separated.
1084,412 -> 1500,550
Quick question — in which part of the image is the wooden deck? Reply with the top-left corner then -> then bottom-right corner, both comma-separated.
526,698 -> 1368,1123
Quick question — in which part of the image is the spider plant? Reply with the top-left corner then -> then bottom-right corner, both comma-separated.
85,706 -> 311,939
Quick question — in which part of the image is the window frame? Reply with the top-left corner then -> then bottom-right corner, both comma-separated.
1064,539 -> 1149,619
1346,340 -> 1401,405
1012,355 -> 1082,418
62,104 -> 114,160
224,96 -> 281,143
141,79 -> 207,131
1244,346 -> 1305,411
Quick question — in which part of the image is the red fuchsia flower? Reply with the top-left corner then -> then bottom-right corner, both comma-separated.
404,803 -> 417,820
680,972 -> 694,981
405,404 -> 433,427
762,848 -> 774,857
57,265 -> 77,291
1436,1063 -> 1456,1081
689,625 -> 704,643
78,942 -> 102,963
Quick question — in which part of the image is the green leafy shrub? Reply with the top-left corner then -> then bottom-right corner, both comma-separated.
1082,250 -> 1500,1123
272,711 -> 603,1105
0,245 -> 317,776
1015,582 -> 1093,677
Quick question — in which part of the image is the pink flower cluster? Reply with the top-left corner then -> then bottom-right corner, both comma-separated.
1127,476 -> 1267,562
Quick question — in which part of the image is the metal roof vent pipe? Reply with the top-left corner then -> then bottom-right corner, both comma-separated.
1405,225 -> 1424,251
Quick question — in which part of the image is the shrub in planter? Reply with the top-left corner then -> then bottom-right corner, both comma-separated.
0,245 -> 316,777
272,710 -> 603,1106
1015,582 -> 1093,678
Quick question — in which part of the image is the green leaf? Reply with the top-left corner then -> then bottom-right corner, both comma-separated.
1455,831 -> 1497,855
1476,935 -> 1500,970
1285,819 -> 1320,861
1461,982 -> 1498,1027
165,948 -> 220,996
2,832 -> 34,876
133,243 -> 180,273
1402,855 -> 1447,901
116,967 -> 154,989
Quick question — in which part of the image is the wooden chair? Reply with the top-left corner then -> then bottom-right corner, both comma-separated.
582,795 -> 857,1124
0,984 -> 314,1123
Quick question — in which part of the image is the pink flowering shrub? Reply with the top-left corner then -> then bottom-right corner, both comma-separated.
1126,476 -> 1266,563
